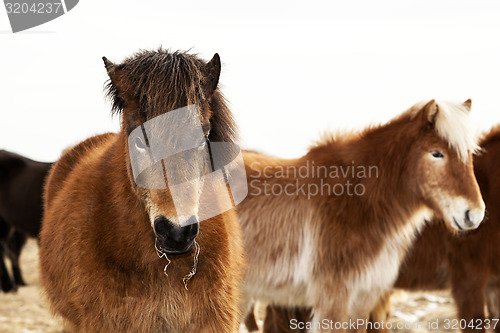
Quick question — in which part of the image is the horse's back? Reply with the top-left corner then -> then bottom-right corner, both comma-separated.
0,150 -> 36,180
0,150 -> 26,174
44,133 -> 115,207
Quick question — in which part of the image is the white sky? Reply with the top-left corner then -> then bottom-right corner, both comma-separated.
1,0 -> 500,162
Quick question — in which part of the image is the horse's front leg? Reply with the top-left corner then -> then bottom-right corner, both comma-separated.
6,230 -> 27,286
450,263 -> 489,333
345,290 -> 386,333
312,294 -> 349,333
347,313 -> 369,333
243,302 -> 259,332
367,293 -> 391,333
0,255 -> 14,292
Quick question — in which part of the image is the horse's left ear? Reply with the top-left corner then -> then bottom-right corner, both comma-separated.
103,56 -> 122,85
103,56 -> 134,113
463,99 -> 472,112
203,53 -> 221,99
103,56 -> 114,74
422,99 -> 439,126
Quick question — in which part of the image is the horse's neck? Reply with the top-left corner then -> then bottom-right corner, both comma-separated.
248,126 -> 424,228
321,130 -> 434,242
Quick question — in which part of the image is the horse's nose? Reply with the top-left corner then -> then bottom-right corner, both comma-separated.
463,208 -> 485,229
154,216 -> 199,254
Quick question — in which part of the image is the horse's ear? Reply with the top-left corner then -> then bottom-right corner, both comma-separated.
103,56 -> 134,113
203,53 -> 221,99
463,99 -> 472,112
103,56 -> 115,77
422,99 -> 439,126
103,56 -> 124,86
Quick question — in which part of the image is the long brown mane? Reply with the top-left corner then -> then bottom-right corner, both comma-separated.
104,48 -> 237,143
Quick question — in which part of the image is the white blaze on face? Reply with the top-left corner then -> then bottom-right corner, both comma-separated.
423,140 -> 485,231
144,191 -> 201,228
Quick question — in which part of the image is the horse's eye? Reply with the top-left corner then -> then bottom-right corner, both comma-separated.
431,150 -> 444,159
135,137 -> 147,150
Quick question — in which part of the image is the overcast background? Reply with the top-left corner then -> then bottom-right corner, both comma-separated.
1,0 -> 500,162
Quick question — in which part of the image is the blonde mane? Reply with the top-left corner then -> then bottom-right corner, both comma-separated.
407,100 -> 480,162
315,100 -> 480,163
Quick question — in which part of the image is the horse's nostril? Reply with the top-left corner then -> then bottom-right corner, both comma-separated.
154,216 -> 173,238
464,208 -> 486,227
154,216 -> 168,224
188,222 -> 199,241
154,216 -> 199,245
464,209 -> 475,227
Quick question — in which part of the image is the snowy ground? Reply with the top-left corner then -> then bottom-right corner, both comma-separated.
0,240 -> 476,333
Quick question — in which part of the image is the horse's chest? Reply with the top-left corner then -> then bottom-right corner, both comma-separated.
347,211 -> 431,313
245,225 -> 316,307
346,239 -> 407,313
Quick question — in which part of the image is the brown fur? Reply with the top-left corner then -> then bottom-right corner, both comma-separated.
39,49 -> 245,332
367,126 -> 500,333
239,100 -> 484,332
259,125 -> 500,333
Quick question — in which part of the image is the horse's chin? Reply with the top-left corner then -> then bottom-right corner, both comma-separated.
440,217 -> 473,237
445,222 -> 477,238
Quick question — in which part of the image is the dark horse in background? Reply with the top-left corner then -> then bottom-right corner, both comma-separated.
0,149 -> 51,292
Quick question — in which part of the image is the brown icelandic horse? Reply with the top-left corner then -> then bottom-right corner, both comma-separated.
364,125 -> 500,333
255,125 -> 500,333
39,49 -> 245,332
0,150 -> 51,292
239,99 -> 485,332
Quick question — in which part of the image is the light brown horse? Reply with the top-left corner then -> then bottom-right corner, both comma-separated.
257,125 -> 500,333
39,49 -> 245,332
365,125 -> 500,333
239,100 -> 485,332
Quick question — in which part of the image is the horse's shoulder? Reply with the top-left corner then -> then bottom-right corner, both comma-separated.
63,133 -> 115,161
45,133 -> 116,205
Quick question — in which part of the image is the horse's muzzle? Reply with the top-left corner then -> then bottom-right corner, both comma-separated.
154,216 -> 199,255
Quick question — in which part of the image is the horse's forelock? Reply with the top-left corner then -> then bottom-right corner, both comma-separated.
409,100 -> 480,162
434,101 -> 480,162
104,48 -> 238,143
